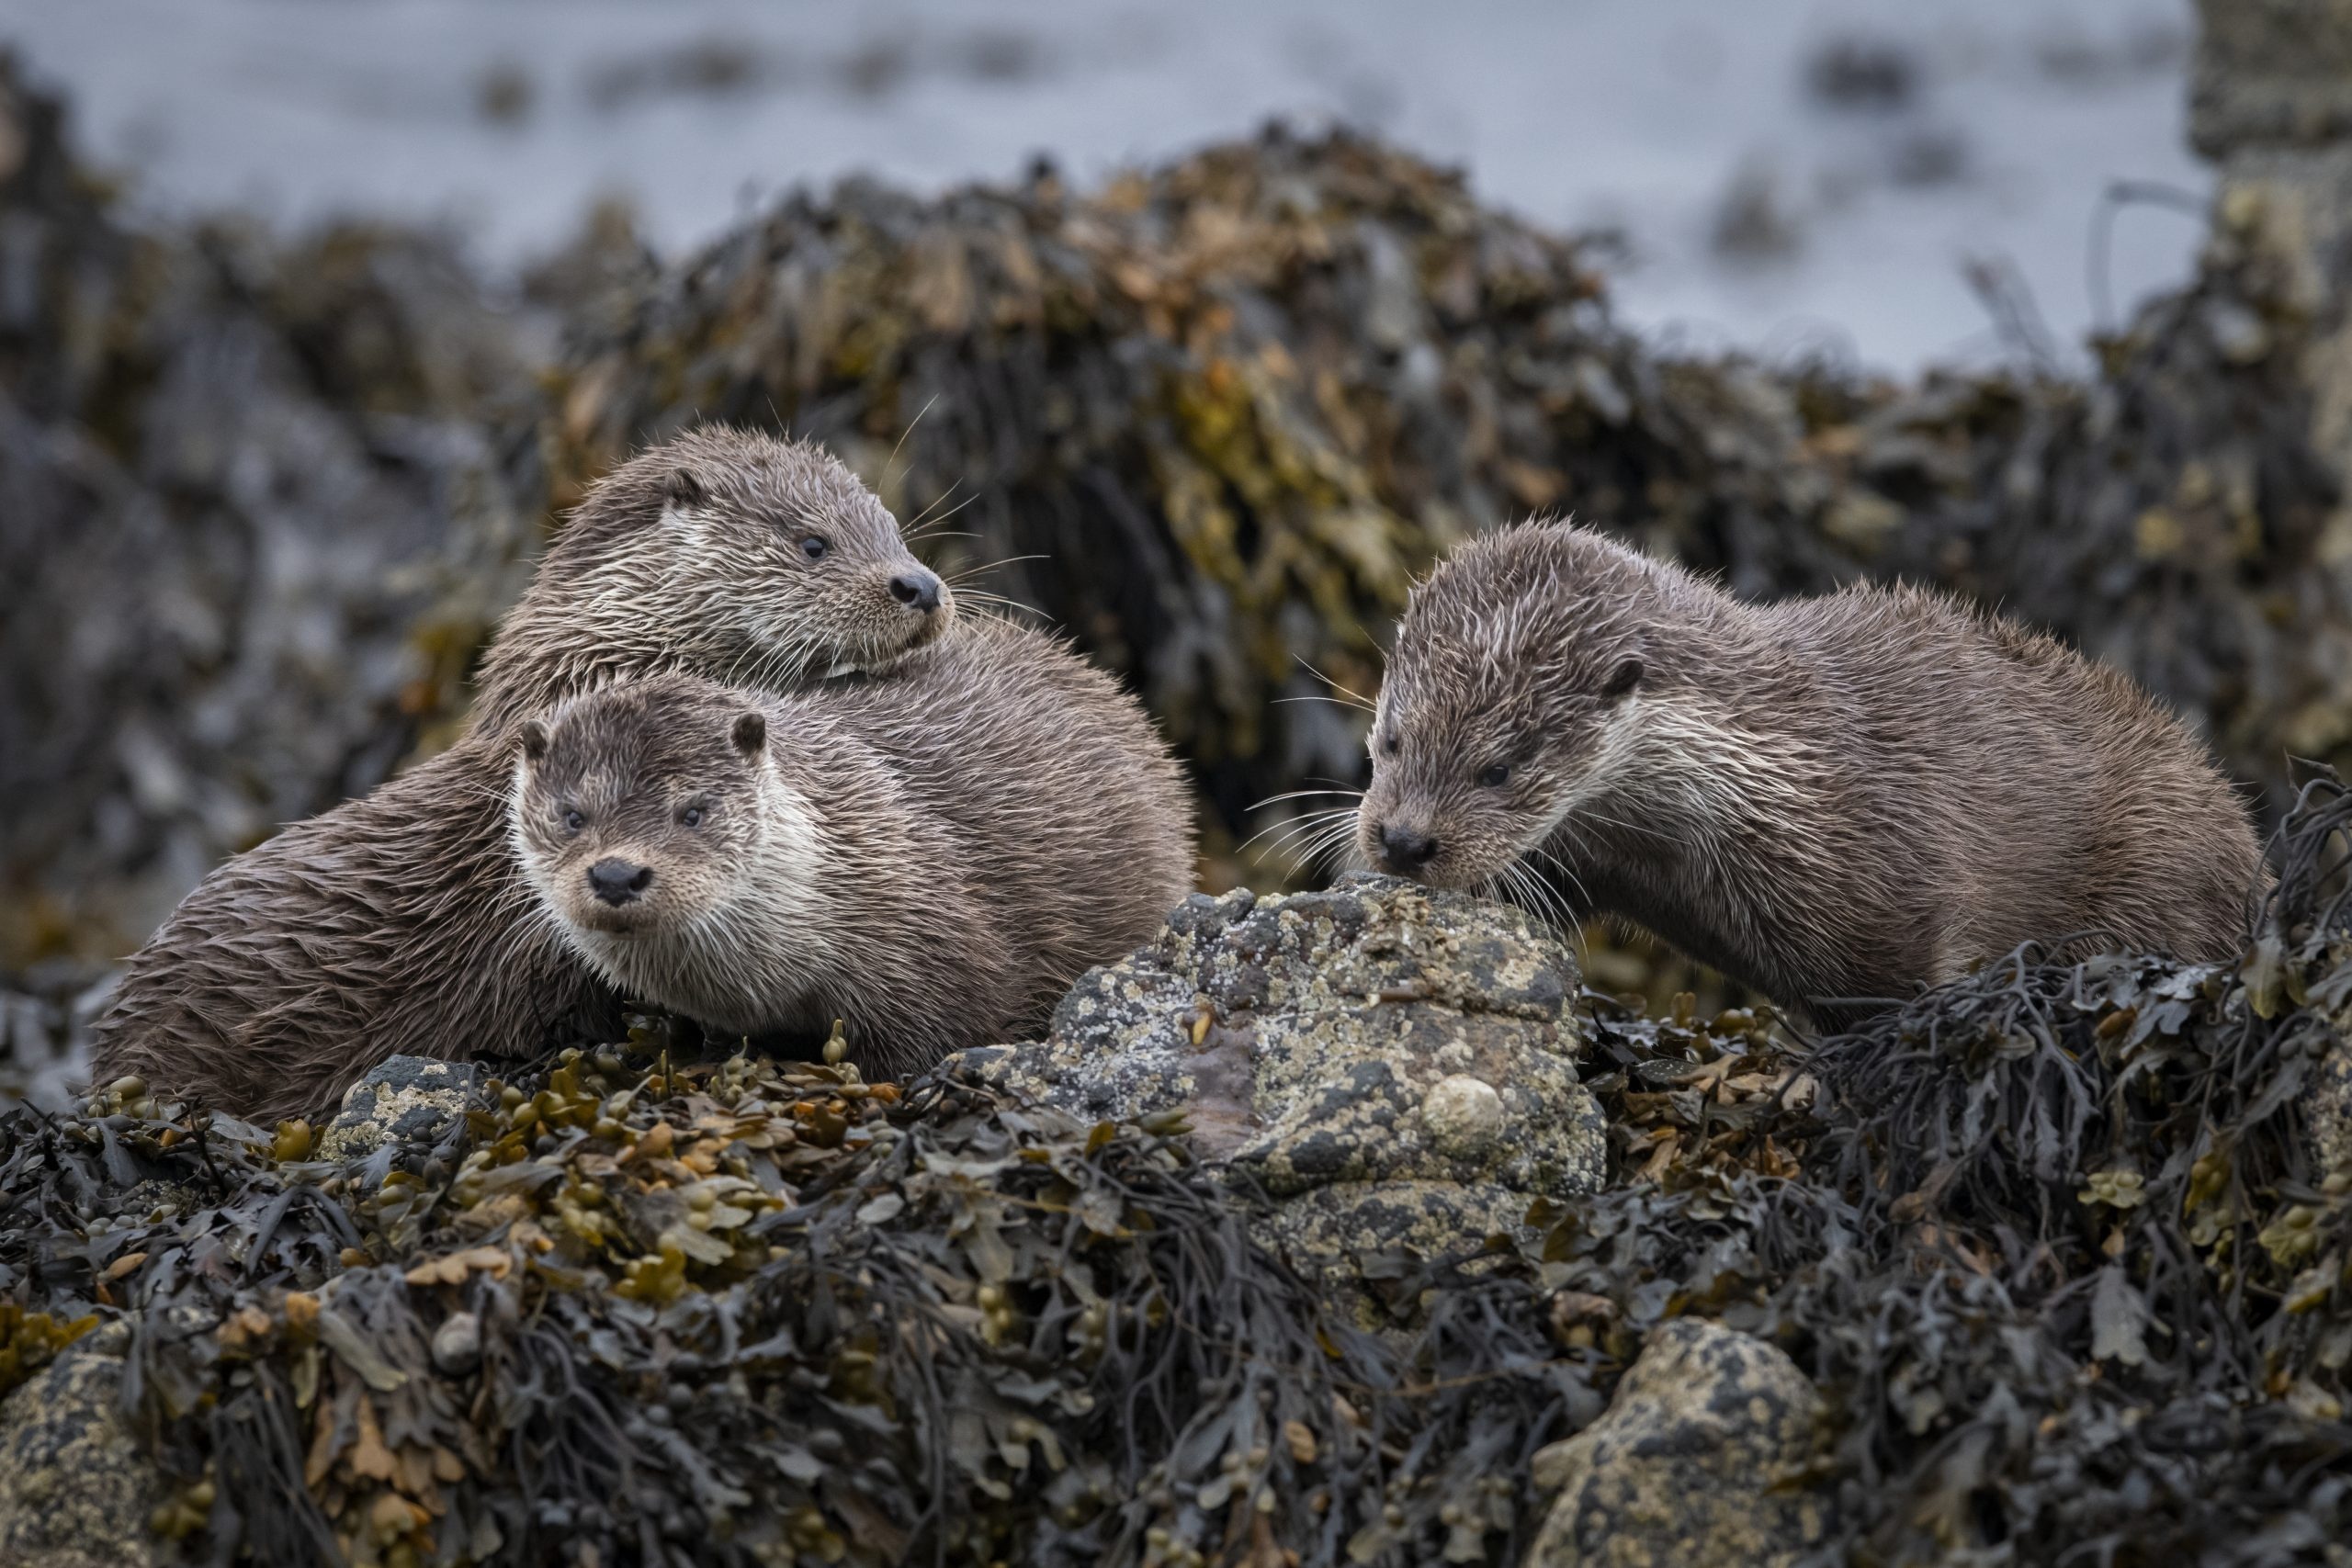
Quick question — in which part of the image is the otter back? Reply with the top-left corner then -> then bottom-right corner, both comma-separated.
87,737 -> 620,1123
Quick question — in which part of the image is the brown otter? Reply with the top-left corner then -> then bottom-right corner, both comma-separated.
1356,520 -> 2266,1024
88,427 -> 954,1122
471,424 -> 951,731
513,619 -> 1197,1078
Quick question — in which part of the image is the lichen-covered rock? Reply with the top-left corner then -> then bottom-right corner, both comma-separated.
1525,1319 -> 1836,1568
319,1053 -> 483,1162
0,1323 -> 168,1568
2313,1037 -> 2352,1177
952,874 -> 1603,1315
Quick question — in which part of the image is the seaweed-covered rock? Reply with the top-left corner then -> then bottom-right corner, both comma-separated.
955,874 -> 1604,1314
0,1323 -> 169,1568
318,1054 -> 484,1163
0,59 -> 548,972
1523,1319 -> 1835,1568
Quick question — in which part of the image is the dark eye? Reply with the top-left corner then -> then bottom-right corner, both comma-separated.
679,806 -> 704,829
1381,734 -> 1400,757
562,808 -> 585,834
1478,763 -> 1510,788
800,536 -> 830,561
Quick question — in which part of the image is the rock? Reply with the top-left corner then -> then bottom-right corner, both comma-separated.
320,1054 -> 483,1163
952,874 -> 1605,1320
0,1323 -> 169,1568
2313,1041 -> 2352,1178
1525,1319 -> 1836,1568
431,1310 -> 483,1375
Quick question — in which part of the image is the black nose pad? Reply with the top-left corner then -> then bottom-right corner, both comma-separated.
888,570 -> 942,614
1379,825 -> 1440,873
587,858 -> 654,907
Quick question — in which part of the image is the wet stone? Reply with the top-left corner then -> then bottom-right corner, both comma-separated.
0,1323 -> 168,1568
1525,1319 -> 1837,1568
946,874 -> 1605,1319
319,1054 -> 484,1163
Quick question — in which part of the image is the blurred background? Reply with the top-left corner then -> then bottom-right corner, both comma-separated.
6,0 -> 2205,370
6,0 -> 2346,1101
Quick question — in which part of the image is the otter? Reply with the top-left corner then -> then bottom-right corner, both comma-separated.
1356,520 -> 2265,1025
471,424 -> 951,731
88,428 -> 954,1122
512,619 -> 1196,1078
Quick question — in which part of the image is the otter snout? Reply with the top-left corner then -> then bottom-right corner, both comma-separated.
1373,822 -> 1440,875
888,569 -> 943,615
587,858 -> 655,907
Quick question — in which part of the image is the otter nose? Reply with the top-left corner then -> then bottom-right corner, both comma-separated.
888,570 -> 942,614
1378,825 -> 1440,874
587,858 -> 654,907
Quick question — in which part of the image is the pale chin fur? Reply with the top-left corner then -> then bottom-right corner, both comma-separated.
526,761 -> 840,1037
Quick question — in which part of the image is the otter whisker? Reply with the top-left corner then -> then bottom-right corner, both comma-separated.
1246,786 -> 1367,812
885,393 -> 942,483
1272,694 -> 1378,717
1242,807 -> 1362,861
1527,843 -> 1595,913
907,484 -> 979,537
949,589 -> 1049,620
1246,814 -> 1361,865
1293,654 -> 1377,711
944,553 -> 1050,584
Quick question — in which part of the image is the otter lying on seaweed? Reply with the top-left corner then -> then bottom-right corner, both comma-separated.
1357,520 -> 2266,1023
87,427 -> 958,1122
512,622 -> 1195,1078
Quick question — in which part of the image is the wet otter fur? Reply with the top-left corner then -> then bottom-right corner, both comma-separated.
89,428 -> 952,1122
1357,520 -> 2266,1024
472,424 -> 952,731
514,619 -> 1196,1078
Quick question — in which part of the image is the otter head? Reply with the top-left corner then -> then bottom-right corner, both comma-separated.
513,675 -> 818,1022
1358,522 -> 1658,893
516,426 -> 952,696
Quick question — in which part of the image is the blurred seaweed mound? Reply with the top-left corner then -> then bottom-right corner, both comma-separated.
0,56 -> 548,975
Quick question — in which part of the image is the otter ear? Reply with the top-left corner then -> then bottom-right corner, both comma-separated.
1601,657 -> 1645,704
730,711 -> 767,760
519,720 -> 550,765
665,467 -> 705,508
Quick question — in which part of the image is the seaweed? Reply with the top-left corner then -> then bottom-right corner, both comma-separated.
6,773 -> 2352,1562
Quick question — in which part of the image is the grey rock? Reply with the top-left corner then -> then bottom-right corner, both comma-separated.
432,1310 -> 484,1376
320,1053 -> 483,1162
2314,1041 -> 2352,1178
0,1323 -> 169,1568
1525,1319 -> 1837,1568
951,874 -> 1604,1320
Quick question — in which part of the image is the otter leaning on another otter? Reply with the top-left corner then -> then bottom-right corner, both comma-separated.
512,620 -> 1195,1079
88,428 -> 956,1122
1357,520 -> 2266,1024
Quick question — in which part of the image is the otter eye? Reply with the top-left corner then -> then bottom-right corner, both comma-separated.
1478,763 -> 1510,788
1381,734 -> 1400,758
799,535 -> 830,561
562,808 -> 585,834
679,806 -> 704,829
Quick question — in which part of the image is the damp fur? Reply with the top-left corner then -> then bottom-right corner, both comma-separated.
514,618 -> 1197,1079
88,427 -> 951,1122
1357,519 -> 2267,1022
